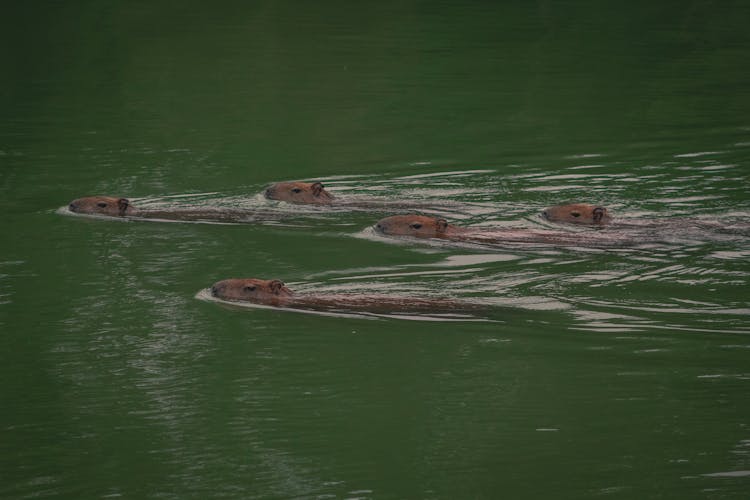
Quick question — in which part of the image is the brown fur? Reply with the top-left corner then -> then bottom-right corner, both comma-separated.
264,181 -> 334,205
210,277 -> 480,314
374,214 -> 644,247
67,195 -> 294,223
211,278 -> 294,306
542,203 -> 611,226
68,196 -> 138,217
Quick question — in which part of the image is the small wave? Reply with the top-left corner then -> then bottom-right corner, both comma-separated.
674,151 -> 725,158
701,470 -> 750,478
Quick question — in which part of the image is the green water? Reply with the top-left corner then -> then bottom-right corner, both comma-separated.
3,2 -> 750,498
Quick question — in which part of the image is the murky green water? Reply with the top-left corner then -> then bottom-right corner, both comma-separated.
3,2 -> 750,498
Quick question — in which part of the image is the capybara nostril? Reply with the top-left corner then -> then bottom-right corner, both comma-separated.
69,202 -> 78,212
211,285 -> 221,297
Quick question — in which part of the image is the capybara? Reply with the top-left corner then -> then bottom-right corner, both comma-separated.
67,195 -> 280,224
374,214 -> 640,248
209,277 -> 481,315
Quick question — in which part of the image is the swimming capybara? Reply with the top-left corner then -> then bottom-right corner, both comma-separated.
66,195 -> 284,224
209,277 -> 482,315
262,180 -> 470,214
541,203 -> 750,236
373,214 -> 641,248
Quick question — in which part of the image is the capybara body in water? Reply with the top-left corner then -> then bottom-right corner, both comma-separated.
542,203 -> 611,226
209,278 -> 481,315
67,196 -> 281,224
264,181 -> 334,205
262,180 -> 469,214
374,214 -> 640,248
541,202 -> 750,235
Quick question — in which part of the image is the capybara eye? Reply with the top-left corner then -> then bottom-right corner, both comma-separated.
571,211 -> 581,217
97,202 -> 108,208
291,188 -> 302,194
243,285 -> 256,292
410,223 -> 423,230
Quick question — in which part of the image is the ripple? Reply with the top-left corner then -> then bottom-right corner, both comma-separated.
709,250 -> 750,260
674,151 -> 725,158
702,470 -> 750,478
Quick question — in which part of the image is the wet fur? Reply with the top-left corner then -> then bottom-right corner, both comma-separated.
263,181 -> 466,213
67,196 -> 284,223
264,181 -> 334,205
210,278 -> 480,314
374,214 -> 639,248
542,203 -> 750,235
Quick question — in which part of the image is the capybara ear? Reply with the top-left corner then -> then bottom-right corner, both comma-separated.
311,182 -> 324,196
436,218 -> 449,233
593,206 -> 605,223
269,280 -> 285,294
117,198 -> 130,216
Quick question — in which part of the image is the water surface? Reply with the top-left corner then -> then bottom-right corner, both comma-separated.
2,1 -> 750,498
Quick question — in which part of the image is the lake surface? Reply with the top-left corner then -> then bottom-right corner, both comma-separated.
2,1 -> 750,498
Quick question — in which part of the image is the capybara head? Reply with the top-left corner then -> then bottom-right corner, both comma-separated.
542,203 -> 611,226
68,196 -> 135,216
264,181 -> 334,205
374,215 -> 451,239
210,278 -> 293,305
